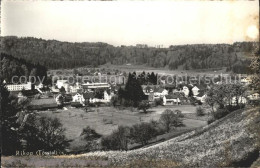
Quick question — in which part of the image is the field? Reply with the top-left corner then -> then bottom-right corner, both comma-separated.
38,105 -> 207,151
49,63 -> 230,78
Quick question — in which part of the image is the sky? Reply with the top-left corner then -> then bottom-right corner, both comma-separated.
1,0 -> 259,47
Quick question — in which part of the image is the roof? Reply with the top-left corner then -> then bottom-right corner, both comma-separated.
165,94 -> 178,99
154,87 -> 165,93
196,91 -> 206,97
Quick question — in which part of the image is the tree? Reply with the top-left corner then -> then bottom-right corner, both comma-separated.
160,109 -> 183,132
110,95 -> 119,107
130,122 -> 158,146
250,47 -> 260,92
59,86 -> 66,93
123,72 -> 145,107
101,126 -> 129,151
188,87 -> 194,97
21,115 -> 68,152
196,106 -> 205,116
1,82 -> 21,155
138,100 -> 150,113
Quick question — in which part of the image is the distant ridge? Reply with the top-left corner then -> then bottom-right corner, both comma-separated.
0,36 -> 257,73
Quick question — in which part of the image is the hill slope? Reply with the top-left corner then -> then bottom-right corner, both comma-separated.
0,36 -> 256,73
2,107 -> 260,167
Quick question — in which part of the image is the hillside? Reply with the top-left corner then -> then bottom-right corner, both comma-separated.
0,53 -> 47,83
2,107 -> 259,167
0,36 -> 256,73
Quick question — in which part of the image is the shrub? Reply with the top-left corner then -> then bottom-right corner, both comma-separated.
207,116 -> 216,124
213,108 -> 230,119
80,126 -> 101,141
101,126 -> 129,151
130,122 -> 158,146
196,106 -> 205,116
34,94 -> 41,99
154,98 -> 163,106
175,109 -> 184,118
138,100 -> 150,113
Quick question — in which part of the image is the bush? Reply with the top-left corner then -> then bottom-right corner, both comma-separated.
154,98 -> 163,106
80,126 -> 101,140
196,106 -> 205,116
207,116 -> 216,124
101,126 -> 129,151
175,110 -> 184,118
213,108 -> 230,119
138,100 -> 150,113
225,105 -> 241,112
130,122 -> 158,146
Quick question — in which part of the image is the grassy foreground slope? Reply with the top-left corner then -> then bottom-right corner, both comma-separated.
2,107 -> 260,167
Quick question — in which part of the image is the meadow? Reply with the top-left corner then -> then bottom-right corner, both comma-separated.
38,105 -> 207,152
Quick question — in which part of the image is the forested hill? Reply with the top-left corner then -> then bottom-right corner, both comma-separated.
0,36 -> 257,73
0,53 -> 47,83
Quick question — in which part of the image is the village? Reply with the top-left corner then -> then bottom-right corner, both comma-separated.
4,72 -> 259,109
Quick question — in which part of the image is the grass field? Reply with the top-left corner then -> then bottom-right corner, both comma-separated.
38,105 -> 207,151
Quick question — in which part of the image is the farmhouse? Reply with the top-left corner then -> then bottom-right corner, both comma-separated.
163,94 -> 180,105
154,87 -> 168,98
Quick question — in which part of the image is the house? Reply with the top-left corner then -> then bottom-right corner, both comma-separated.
231,96 -> 247,105
192,86 -> 200,96
241,76 -> 252,85
72,93 -> 85,105
154,87 -> 168,98
163,94 -> 180,105
182,85 -> 190,97
5,82 -> 32,92
69,82 -> 81,93
142,85 -> 154,95
104,90 -> 113,102
248,93 -> 260,100
35,83 -> 43,90
195,91 -> 207,103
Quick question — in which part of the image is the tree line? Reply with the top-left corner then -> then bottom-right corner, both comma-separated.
0,53 -> 48,84
1,36 -> 256,73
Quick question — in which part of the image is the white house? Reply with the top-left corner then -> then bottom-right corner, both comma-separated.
72,93 -> 85,105
163,94 -> 180,105
248,93 -> 260,100
35,83 -> 43,90
69,82 -> 81,93
241,77 -> 252,85
104,90 -> 113,102
154,88 -> 168,98
6,82 -> 32,91
192,86 -> 200,96
231,96 -> 247,105
182,86 -> 190,97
